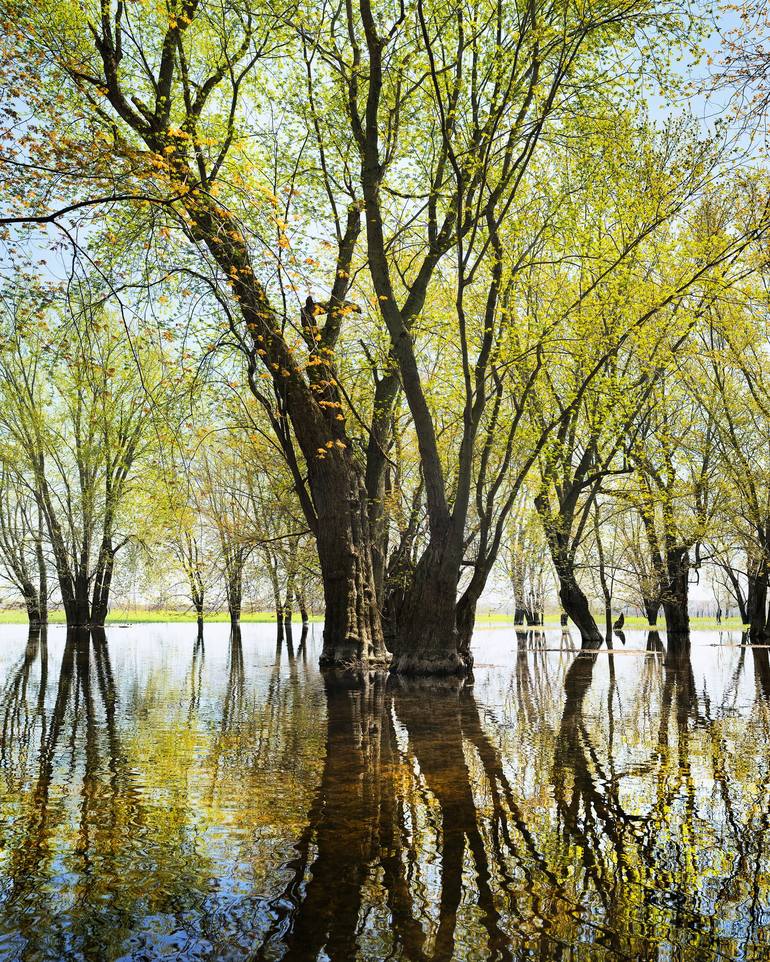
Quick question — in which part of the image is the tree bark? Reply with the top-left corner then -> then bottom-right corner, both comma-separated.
643,598 -> 660,627
389,531 -> 468,676
557,570 -> 603,648
297,592 -> 309,626
226,552 -> 243,626
662,546 -> 690,638
747,564 -> 768,640
314,459 -> 389,669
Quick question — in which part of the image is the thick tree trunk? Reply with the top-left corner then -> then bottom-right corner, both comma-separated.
524,594 -> 544,625
643,598 -> 660,627
389,531 -> 468,676
513,607 -> 526,625
557,570 -> 603,647
62,573 -> 92,628
662,547 -> 690,638
20,578 -> 43,625
312,454 -> 390,669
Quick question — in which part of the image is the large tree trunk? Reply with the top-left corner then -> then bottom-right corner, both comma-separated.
189,192 -> 388,671
389,531 -> 468,676
662,546 -> 690,638
313,455 -> 389,669
643,597 -> 660,627
19,577 -> 43,625
62,572 -> 92,628
557,569 -> 603,647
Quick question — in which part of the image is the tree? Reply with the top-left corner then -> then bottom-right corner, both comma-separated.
0,290 -> 169,626
0,0 -> 713,672
0,467 -> 48,623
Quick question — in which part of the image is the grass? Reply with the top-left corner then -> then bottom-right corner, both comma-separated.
0,608 -> 322,625
474,613 -> 748,631
0,609 -> 748,629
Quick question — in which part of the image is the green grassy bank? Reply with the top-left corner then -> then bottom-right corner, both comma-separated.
0,609 -> 748,630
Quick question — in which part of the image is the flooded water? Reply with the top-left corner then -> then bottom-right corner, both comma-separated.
0,623 -> 769,961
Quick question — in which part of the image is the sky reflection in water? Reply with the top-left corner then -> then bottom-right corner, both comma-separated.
0,623 -> 769,961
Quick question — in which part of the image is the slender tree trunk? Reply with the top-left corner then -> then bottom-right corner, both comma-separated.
365,371 -> 399,608
227,557 -> 243,626
192,589 -> 204,632
297,591 -> 309,626
35,503 -> 47,623
603,604 -> 613,640
747,564 -> 768,640
275,603 -> 285,646
283,586 -> 294,647
90,540 -> 114,627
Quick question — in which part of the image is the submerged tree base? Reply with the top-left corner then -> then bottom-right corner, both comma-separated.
390,649 -> 473,677
319,644 -> 391,671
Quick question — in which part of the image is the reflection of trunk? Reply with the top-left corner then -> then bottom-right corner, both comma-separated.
0,625 -> 47,766
660,636 -> 696,743
751,645 -> 770,701
662,546 -> 690,637
393,680 -> 511,962
222,625 -> 244,730
646,629 -> 664,653
262,673 -> 390,961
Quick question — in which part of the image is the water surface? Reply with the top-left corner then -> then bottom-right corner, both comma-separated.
0,623 -> 769,960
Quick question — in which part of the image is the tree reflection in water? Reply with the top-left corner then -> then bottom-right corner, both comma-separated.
2,626 -> 770,960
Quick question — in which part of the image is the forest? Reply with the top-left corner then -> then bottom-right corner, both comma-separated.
2,0 -> 770,674
5,0 -> 770,960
